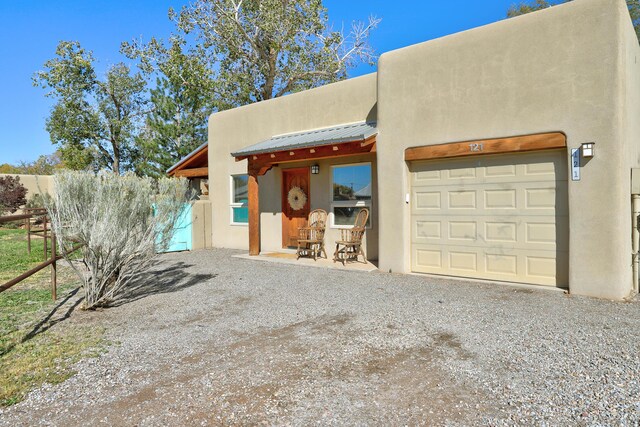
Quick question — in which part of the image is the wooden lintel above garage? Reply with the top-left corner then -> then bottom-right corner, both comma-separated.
404,132 -> 567,162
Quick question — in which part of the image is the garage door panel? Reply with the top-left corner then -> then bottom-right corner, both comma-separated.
411,150 -> 568,287
449,250 -> 478,271
448,221 -> 477,241
412,215 -> 567,251
414,248 -> 443,269
484,221 -> 518,243
484,189 -> 516,209
413,237 -> 562,253
413,217 -> 442,242
411,152 -> 567,186
413,190 -> 441,212
412,243 -> 568,286
448,190 -> 477,209
414,169 -> 442,182
413,182 -> 567,216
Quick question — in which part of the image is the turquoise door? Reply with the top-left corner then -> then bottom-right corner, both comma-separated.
159,203 -> 192,253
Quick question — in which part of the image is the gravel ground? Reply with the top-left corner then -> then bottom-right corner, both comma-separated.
1,248 -> 639,426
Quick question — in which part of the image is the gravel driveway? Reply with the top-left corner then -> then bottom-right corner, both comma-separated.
1,248 -> 639,426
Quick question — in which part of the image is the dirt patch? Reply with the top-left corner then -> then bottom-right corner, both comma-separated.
94,314 -> 500,425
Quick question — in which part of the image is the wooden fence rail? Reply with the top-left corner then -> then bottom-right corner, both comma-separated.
0,211 -> 81,300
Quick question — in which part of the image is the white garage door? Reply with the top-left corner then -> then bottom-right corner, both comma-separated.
410,150 -> 568,287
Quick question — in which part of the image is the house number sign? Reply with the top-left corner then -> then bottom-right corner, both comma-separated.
571,148 -> 580,181
469,143 -> 484,152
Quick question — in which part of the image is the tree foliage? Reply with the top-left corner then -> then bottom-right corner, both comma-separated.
25,192 -> 53,209
122,0 -> 380,109
34,41 -> 148,174
0,176 -> 27,214
0,164 -> 20,174
0,152 -> 66,175
134,42 -> 214,177
507,0 -> 557,17
47,171 -> 191,309
17,152 -> 65,175
507,0 -> 640,41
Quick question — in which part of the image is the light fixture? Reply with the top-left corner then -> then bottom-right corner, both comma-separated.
581,142 -> 595,158
311,164 -> 320,174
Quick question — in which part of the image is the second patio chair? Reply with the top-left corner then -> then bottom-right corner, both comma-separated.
333,208 -> 369,265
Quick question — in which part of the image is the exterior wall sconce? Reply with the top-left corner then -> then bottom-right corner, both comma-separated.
582,142 -> 595,158
311,164 -> 320,174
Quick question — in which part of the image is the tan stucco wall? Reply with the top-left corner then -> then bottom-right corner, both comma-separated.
623,5 -> 640,173
208,74 -> 378,253
192,199 -> 212,250
376,0 -> 639,299
0,174 -> 55,211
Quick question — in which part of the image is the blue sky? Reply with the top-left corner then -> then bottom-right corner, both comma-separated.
0,0 -> 520,165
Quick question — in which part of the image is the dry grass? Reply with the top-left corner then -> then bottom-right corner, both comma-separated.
0,228 -> 106,407
0,228 -> 52,283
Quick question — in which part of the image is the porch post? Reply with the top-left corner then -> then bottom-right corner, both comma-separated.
248,170 -> 260,256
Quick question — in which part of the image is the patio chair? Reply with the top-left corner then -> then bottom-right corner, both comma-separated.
333,208 -> 369,265
296,209 -> 328,260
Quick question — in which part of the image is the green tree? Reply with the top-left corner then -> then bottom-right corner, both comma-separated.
0,164 -> 20,174
507,0 -> 557,17
34,41 -> 148,174
133,42 -> 214,177
507,0 -> 640,41
0,151 -> 65,175
17,152 -> 65,175
122,0 -> 380,109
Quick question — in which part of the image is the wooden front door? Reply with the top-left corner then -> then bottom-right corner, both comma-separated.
282,168 -> 310,248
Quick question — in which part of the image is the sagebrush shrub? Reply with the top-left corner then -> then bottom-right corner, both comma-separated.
47,171 -> 191,309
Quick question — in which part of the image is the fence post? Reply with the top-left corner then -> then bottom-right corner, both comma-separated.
51,232 -> 57,301
26,211 -> 31,254
43,215 -> 48,261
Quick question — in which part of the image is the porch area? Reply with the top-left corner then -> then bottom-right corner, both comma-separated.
230,121 -> 379,261
233,250 -> 378,272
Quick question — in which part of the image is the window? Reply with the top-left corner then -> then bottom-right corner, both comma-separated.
331,163 -> 372,227
231,175 -> 248,224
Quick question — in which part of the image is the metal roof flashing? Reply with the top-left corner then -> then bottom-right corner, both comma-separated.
231,121 -> 377,158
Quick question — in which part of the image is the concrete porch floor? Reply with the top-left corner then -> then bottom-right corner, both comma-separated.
233,250 -> 378,272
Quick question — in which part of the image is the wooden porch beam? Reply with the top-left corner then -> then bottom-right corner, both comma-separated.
168,146 -> 209,176
177,146 -> 208,170
405,132 -> 566,162
243,139 -> 376,166
172,167 -> 209,178
360,135 -> 377,147
248,171 -> 260,256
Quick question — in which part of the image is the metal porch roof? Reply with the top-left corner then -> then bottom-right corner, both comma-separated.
231,121 -> 377,158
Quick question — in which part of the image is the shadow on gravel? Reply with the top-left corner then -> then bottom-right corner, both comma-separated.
109,261 -> 216,307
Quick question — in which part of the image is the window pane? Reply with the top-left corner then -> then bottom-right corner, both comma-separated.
233,206 -> 248,223
333,164 -> 371,202
333,207 -> 370,227
233,175 -> 248,203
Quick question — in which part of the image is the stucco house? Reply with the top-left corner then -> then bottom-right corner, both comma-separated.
171,0 -> 640,300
